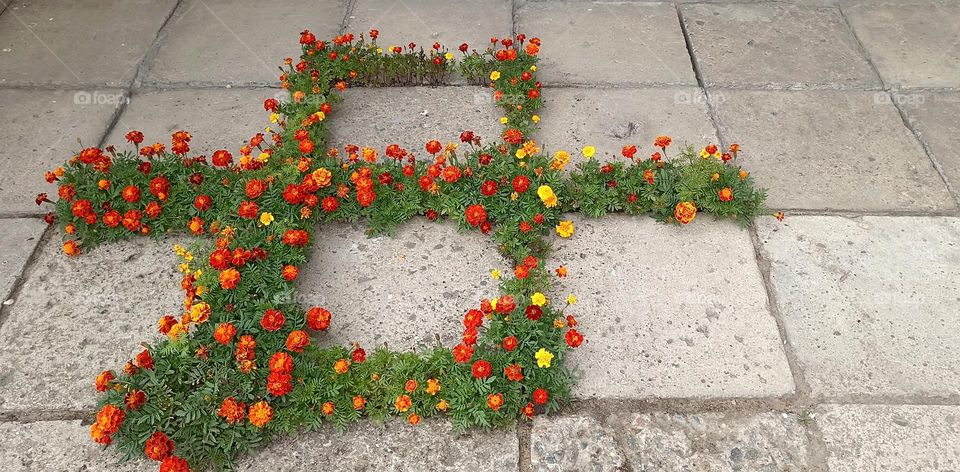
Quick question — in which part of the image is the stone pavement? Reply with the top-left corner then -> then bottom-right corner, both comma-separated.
0,0 -> 959,470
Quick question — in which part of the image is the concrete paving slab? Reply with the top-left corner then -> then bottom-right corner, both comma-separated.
516,2 -> 697,86
0,88 -> 120,215
897,91 -> 960,199
345,0 -> 512,56
712,89 -> 954,211
299,219 -> 504,351
0,234 -> 183,411
531,411 -> 810,471
757,216 -> 960,398
0,420 -> 146,472
326,86 -> 501,157
552,215 -> 794,399
537,87 -> 718,168
681,3 -> 880,88
0,218 -> 45,299
147,0 -> 345,86
0,0 -> 177,86
104,88 -> 274,157
843,2 -> 960,88
237,419 -> 518,471
817,404 -> 960,471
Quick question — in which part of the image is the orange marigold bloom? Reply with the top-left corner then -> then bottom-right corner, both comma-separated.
92,404 -> 125,438
63,240 -> 80,257
404,379 -> 418,393
334,358 -> 350,374
95,370 -> 114,392
504,363 -> 524,382
353,395 -> 366,410
219,268 -> 240,289
260,308 -> 286,332
307,306 -> 332,331
144,431 -> 175,462
218,397 -> 246,424
407,413 -> 421,425
285,330 -> 310,352
654,135 -> 672,149
267,371 -> 292,396
487,393 -> 504,411
281,264 -> 299,281
160,456 -> 190,472
269,351 -> 294,374
453,343 -> 473,363
135,349 -> 154,370
322,401 -> 335,415
718,187 -> 734,202
395,394 -> 412,412
188,217 -> 203,235
555,266 -> 568,277
214,322 -> 236,345
673,201 -> 697,225
125,389 -> 147,410
248,401 -> 273,428
426,378 -> 441,396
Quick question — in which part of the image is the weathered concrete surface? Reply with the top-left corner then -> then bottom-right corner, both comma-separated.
346,0 -> 512,56
0,88 -> 120,215
757,216 -> 960,398
517,2 -> 697,86
0,234 -> 182,411
237,419 -> 519,471
713,90 -> 954,211
552,215 -> 794,399
531,411 -> 810,471
537,87 -> 718,168
0,420 -> 147,471
299,219 -> 504,351
105,88 -> 274,157
681,3 -> 880,88
327,86 -> 501,157
897,91 -> 960,197
817,404 -> 960,471
844,2 -> 960,88
0,0 -> 177,86
0,219 -> 45,300
148,0 -> 345,85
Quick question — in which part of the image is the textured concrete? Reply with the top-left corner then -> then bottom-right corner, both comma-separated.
0,88 -> 120,215
531,412 -> 810,471
818,404 -> 960,472
0,0 -> 177,86
537,87 -> 718,168
0,234 -> 182,411
238,419 -> 518,471
105,88 -> 274,157
148,0 -> 346,85
346,0 -> 512,55
0,420 -> 146,472
299,219 -> 504,351
713,90 -> 954,211
844,2 -> 960,88
682,3 -> 880,88
757,216 -> 960,398
552,215 -> 794,399
327,86 -> 501,157
517,2 -> 697,86
0,219 -> 45,299
897,91 -> 960,196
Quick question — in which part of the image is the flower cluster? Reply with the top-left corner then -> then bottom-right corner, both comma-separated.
38,30 -> 768,471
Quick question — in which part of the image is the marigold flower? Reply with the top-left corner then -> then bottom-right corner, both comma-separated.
718,187 -> 734,202
654,135 -> 672,149
533,388 -> 549,405
404,379 -> 418,392
774,211 -> 785,221
261,309 -> 285,332
218,397 -> 245,424
159,455 -> 190,472
94,370 -> 114,392
407,413 -> 421,425
504,364 -> 523,382
281,264 -> 299,281
566,329 -> 585,348
567,294 -> 577,305
395,394 -> 412,412
471,359 -> 492,379
537,185 -> 558,208
674,201 -> 697,225
63,240 -> 80,257
334,358 -> 350,374
353,395 -> 366,410
465,204 -> 487,227
453,343 -> 474,363
285,330 -> 310,352
259,212 -> 274,226
535,348 -> 554,368
487,393 -> 505,411
135,349 -> 154,370
248,401 -> 273,428
145,431 -> 175,461
582,146 -> 596,158
555,220 -> 574,238
267,371 -> 292,396
531,292 -> 547,307
489,70 -> 501,81
307,306 -> 332,331
125,389 -> 147,410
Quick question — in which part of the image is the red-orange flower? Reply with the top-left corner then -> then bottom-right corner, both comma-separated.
307,306 -> 332,331
504,363 -> 523,382
214,322 -> 237,345
394,394 -> 412,412
121,185 -> 140,203
135,349 -> 154,370
124,389 -> 146,410
465,204 -> 487,227
674,201 -> 697,225
353,395 -> 366,410
219,268 -> 240,289
718,187 -> 734,202
322,401 -> 335,415
533,388 -> 548,405
453,343 -> 473,363
238,200 -> 259,219
159,456 -> 190,472
487,393 -> 504,411
503,335 -> 518,352
267,371 -> 292,396
248,401 -> 273,428
285,330 -> 310,352
145,431 -> 175,461
565,329 -> 584,348
95,370 -> 114,392
217,397 -> 246,424
281,264 -> 299,281
472,359 -> 492,379
260,308 -> 285,332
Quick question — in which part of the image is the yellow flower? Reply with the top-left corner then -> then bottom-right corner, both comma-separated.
537,185 -> 558,208
183,252 -> 193,262
711,173 -> 720,182
490,71 -> 501,81
490,269 -> 501,280
530,65 -> 537,71
269,113 -> 279,123
426,378 -> 441,395
511,192 -> 519,201
259,212 -> 274,226
555,220 -> 574,238
515,148 -> 527,159
376,47 -> 383,54
178,262 -> 189,273
257,152 -> 270,163
531,292 -> 547,306
535,348 -> 554,368
444,52 -> 453,61
532,114 -> 540,124
173,244 -> 185,256
553,318 -> 565,329
500,116 -> 508,124
168,322 -> 186,341
490,297 -> 498,310
436,399 -> 449,411
567,294 -> 577,305
314,111 -> 326,121
582,146 -> 596,158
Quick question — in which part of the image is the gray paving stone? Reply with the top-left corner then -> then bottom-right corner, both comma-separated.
516,2 -> 697,86
0,0 -> 177,86
897,91 -> 960,198
552,215 -> 794,399
147,0 -> 345,85
712,89 -> 954,211
346,0 -> 512,55
0,218 -> 45,299
299,219 -> 504,351
0,233 -> 182,411
105,88 -> 274,157
0,88 -> 120,215
237,419 -> 519,471
531,411 -> 810,471
0,420 -> 146,472
844,2 -> 960,88
757,216 -> 960,398
681,3 -> 880,88
817,404 -> 960,471
326,86 -> 501,157
537,87 -> 719,168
